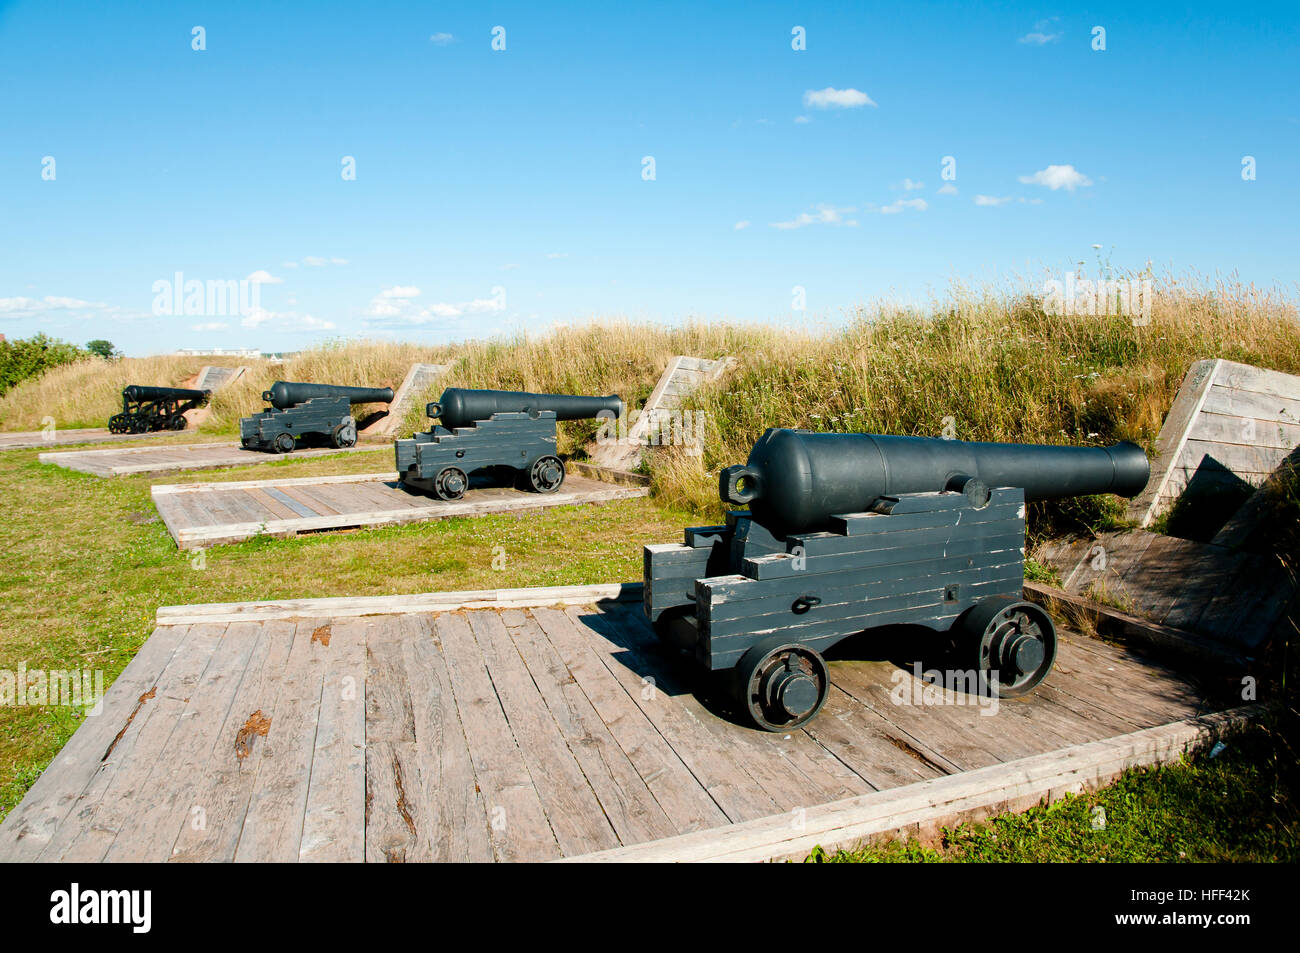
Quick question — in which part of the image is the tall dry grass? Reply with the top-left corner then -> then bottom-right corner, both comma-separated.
0,355 -> 255,431
203,339 -> 452,430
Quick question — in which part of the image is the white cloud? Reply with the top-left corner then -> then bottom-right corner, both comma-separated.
240,307 -> 333,331
900,178 -> 924,191
245,269 -> 283,284
937,183 -> 959,195
802,87 -> 876,109
734,220 -> 751,230
378,285 -> 421,299
501,263 -> 520,271
281,261 -> 299,268
974,195 -> 1014,206
771,204 -> 856,229
330,257 -> 348,265
1018,164 -> 1094,190
429,32 -> 454,45
877,198 -> 928,214
363,285 -> 507,326
190,321 -> 229,332
0,295 -> 111,318
303,256 -> 327,266
794,115 -> 810,124
1019,31 -> 1061,44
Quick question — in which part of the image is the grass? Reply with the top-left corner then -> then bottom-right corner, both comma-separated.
1,274 -> 1297,855
808,712 -> 1300,862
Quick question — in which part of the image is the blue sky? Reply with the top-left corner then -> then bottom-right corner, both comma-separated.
1,0 -> 1297,355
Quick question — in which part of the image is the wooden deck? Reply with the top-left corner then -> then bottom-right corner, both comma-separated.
0,584 -> 1228,863
0,428 -> 175,452
40,441 -> 378,477
151,472 -> 650,549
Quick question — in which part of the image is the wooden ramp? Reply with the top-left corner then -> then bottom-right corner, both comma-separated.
365,363 -> 449,436
151,472 -> 649,549
41,441 -> 377,478
1128,359 -> 1300,527
0,584 -> 1230,863
589,355 -> 734,471
194,365 -> 248,392
0,428 -> 174,452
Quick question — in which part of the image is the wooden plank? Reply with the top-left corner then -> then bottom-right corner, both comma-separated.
506,612 -> 678,846
157,582 -> 644,625
466,611 -> 621,855
168,620 -> 298,862
299,618 -> 368,863
435,612 -> 561,861
1127,359 -> 1219,527
364,616 -> 423,863
564,707 -> 1257,863
101,621 -> 263,861
527,607 -> 730,834
232,621 -> 331,862
399,614 -> 494,862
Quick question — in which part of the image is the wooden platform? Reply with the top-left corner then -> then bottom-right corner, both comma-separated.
151,472 -> 650,549
0,584 -> 1228,863
0,428 -> 174,452
40,441 -> 377,477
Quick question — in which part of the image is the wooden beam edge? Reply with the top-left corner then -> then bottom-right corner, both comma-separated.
561,706 -> 1259,863
155,581 -> 646,624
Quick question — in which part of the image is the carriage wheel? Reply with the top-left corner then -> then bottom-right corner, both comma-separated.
274,431 -> 296,454
733,636 -> 830,731
168,414 -> 187,431
433,466 -> 468,502
108,414 -> 127,434
527,455 -> 565,493
958,597 -> 1058,698
331,418 -> 358,449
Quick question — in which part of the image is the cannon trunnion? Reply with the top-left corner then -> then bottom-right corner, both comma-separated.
645,428 -> 1150,732
240,381 -> 393,453
109,385 -> 211,434
396,388 -> 623,500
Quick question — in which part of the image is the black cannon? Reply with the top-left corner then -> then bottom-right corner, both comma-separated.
396,388 -> 623,500
108,385 -> 211,434
240,381 -> 394,453
644,429 -> 1150,731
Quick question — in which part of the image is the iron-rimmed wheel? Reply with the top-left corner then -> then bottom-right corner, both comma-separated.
527,455 -> 565,493
733,636 -> 830,731
331,418 -> 358,449
273,431 -> 296,454
168,414 -> 187,431
958,597 -> 1058,698
433,465 -> 468,501
108,414 -> 127,434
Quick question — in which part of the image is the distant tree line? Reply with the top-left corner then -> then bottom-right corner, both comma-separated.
0,334 -> 115,397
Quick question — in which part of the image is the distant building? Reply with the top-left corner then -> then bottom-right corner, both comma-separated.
176,346 -> 263,358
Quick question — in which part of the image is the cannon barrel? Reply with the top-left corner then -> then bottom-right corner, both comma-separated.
123,385 -> 211,402
721,429 -> 1151,536
263,381 -> 395,410
428,388 -> 624,430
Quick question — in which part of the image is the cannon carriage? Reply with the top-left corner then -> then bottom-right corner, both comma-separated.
240,381 -> 394,453
396,388 -> 623,500
645,428 -> 1151,731
108,385 -> 211,434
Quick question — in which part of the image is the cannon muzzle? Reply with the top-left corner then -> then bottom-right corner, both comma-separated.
123,385 -> 211,402
263,381 -> 395,410
721,429 -> 1150,535
427,388 -> 624,430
